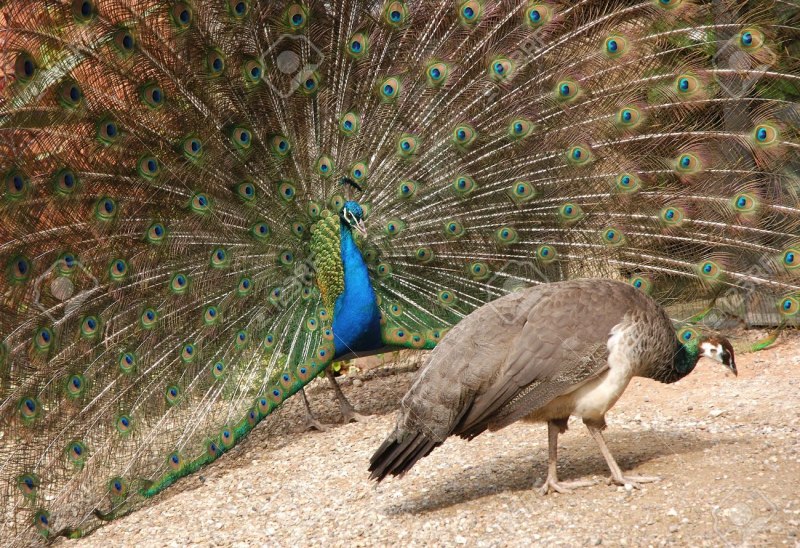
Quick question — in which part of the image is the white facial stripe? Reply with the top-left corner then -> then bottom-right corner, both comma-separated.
700,342 -> 724,361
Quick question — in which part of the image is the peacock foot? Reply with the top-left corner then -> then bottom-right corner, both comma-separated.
537,477 -> 596,496
605,474 -> 660,490
340,406 -> 369,424
299,388 -> 330,432
301,416 -> 330,432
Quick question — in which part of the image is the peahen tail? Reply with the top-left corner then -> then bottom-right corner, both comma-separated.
1,0 -> 798,543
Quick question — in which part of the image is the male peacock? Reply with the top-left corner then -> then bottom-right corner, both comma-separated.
368,279 -> 738,490
0,0 -> 798,543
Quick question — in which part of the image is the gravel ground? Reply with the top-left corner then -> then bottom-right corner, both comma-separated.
62,331 -> 800,547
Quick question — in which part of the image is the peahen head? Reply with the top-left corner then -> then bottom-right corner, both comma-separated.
676,328 -> 737,377
698,336 -> 737,376
340,201 -> 368,238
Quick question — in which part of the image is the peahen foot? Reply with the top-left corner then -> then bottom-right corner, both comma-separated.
300,389 -> 329,432
327,372 -> 369,423
586,423 -> 660,490
538,420 -> 596,495
538,477 -> 596,496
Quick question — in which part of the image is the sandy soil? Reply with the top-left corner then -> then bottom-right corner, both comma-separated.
62,330 -> 800,547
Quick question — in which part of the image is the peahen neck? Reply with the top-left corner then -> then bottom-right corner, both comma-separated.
652,341 -> 700,384
331,224 -> 382,358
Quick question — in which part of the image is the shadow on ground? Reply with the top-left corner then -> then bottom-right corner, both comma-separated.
381,429 -> 742,516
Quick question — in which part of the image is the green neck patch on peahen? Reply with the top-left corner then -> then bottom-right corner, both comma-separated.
0,0 -> 798,543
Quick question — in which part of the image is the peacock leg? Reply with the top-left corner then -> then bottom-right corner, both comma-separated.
327,370 -> 368,423
300,388 -> 329,432
538,419 -> 596,495
585,421 -> 660,489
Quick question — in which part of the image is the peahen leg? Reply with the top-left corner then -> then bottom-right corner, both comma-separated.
585,420 -> 660,489
327,369 -> 368,423
300,388 -> 329,432
539,419 -> 596,495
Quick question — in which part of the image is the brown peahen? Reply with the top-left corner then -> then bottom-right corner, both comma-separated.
368,279 -> 738,491
0,0 -> 798,543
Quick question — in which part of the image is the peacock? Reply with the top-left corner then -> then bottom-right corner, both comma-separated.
0,0 -> 798,543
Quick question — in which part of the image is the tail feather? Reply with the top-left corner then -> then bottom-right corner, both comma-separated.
368,429 -> 441,482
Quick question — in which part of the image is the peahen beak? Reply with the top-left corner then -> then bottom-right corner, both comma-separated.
726,356 -> 737,377
355,219 -> 368,238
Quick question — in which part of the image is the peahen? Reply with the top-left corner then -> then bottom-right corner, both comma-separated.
0,0 -> 798,543
368,278 -> 737,491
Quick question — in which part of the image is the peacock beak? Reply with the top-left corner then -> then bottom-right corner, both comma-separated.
355,219 -> 368,238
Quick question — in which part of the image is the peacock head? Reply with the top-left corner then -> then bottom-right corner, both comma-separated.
341,201 -> 368,238
699,335 -> 737,376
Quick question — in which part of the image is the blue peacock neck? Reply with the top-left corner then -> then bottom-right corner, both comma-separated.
331,223 -> 383,358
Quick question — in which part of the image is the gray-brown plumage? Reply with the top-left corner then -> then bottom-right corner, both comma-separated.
369,279 -> 737,492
